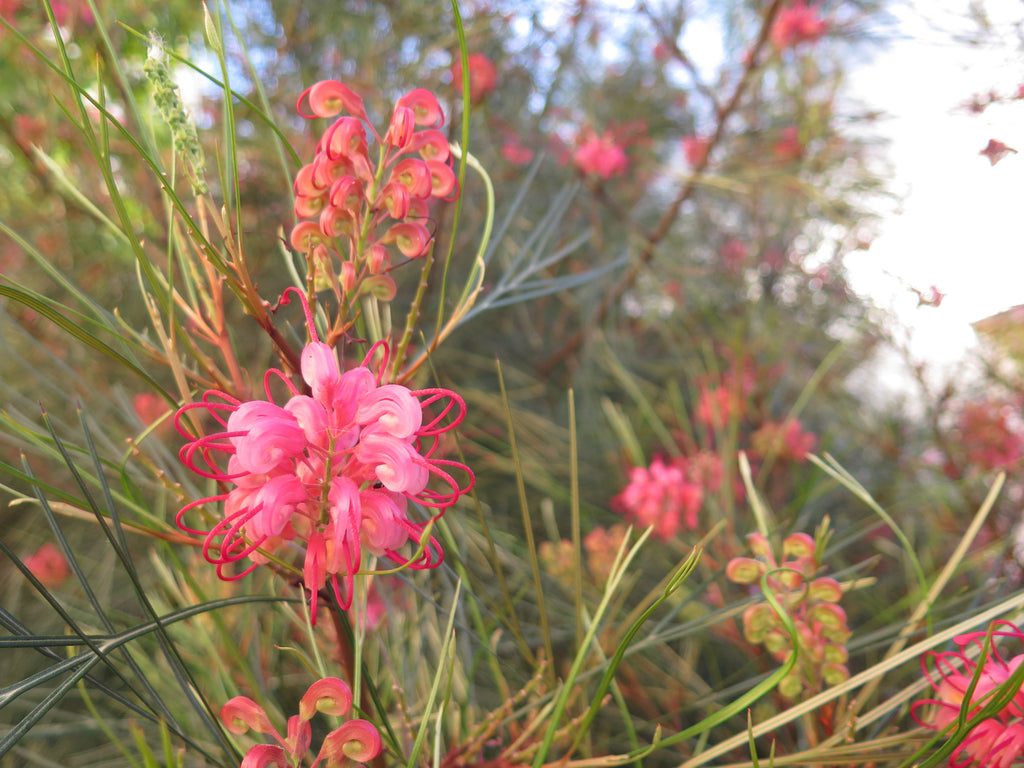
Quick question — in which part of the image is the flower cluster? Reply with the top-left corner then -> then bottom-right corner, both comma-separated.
612,458 -> 703,540
450,52 -> 498,103
222,677 -> 382,768
572,127 -> 628,179
770,1 -> 827,51
913,622 -> 1024,768
290,81 -> 457,302
726,532 -> 850,698
175,291 -> 473,621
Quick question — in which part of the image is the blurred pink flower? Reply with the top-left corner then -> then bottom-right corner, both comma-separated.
175,290 -> 473,621
573,128 -> 628,179
751,419 -> 817,462
771,2 -> 827,50
980,138 -> 1017,166
612,458 -> 703,539
955,400 -> 1024,473
914,622 -> 1024,768
23,542 -> 70,588
451,52 -> 498,103
720,238 -> 749,272
695,386 -> 741,430
772,126 -> 803,162
502,136 -> 535,166
682,134 -> 710,167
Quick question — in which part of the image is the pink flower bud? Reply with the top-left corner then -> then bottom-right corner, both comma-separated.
221,696 -> 275,735
808,576 -> 843,603
290,222 -> 329,254
427,160 -> 458,200
389,157 -> 432,198
385,105 -> 416,149
317,719 -> 383,768
782,532 -> 815,560
324,117 -> 368,162
299,677 -> 354,722
298,80 -> 367,120
359,275 -> 398,302
725,556 -> 764,585
382,221 -> 431,259
240,744 -> 288,768
406,129 -> 450,162
380,182 -> 411,220
396,88 -> 443,127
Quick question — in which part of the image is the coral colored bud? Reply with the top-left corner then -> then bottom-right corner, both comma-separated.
320,206 -> 355,239
382,221 -> 431,258
367,244 -> 390,274
782,532 -> 815,560
385,105 -> 416,149
340,262 -> 356,292
295,193 -> 327,219
807,602 -> 848,632
359,275 -> 398,302
329,176 -> 364,213
221,696 -> 274,735
240,744 -> 288,768
427,159 -> 458,199
725,557 -> 764,585
764,627 -> 791,656
746,532 -> 772,559
318,719 -> 383,768
406,129 -> 450,161
390,157 -> 433,198
396,88 -> 443,127
294,163 -> 324,197
299,80 -> 367,120
299,677 -> 354,722
380,182 -> 411,220
285,714 -> 312,756
290,222 -> 329,253
808,576 -> 843,603
324,117 -> 368,162
451,53 -> 498,103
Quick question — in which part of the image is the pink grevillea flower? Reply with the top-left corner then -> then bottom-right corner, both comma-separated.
175,290 -> 473,621
451,52 -> 498,103
573,128 -> 628,180
23,542 -> 70,588
913,622 -> 1024,768
223,677 -> 383,768
612,458 -> 703,539
771,2 -> 827,51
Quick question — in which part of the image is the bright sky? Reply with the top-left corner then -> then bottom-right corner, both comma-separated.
846,0 -> 1024,372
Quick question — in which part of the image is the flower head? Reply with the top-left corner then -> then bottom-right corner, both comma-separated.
914,622 -> 1024,768
612,458 -> 703,539
771,2 -> 827,51
175,290 -> 473,621
573,128 -> 628,179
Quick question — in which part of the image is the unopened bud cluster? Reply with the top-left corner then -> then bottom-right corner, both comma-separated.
726,531 -> 850,698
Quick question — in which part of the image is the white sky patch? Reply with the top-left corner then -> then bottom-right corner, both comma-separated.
846,0 -> 1024,371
